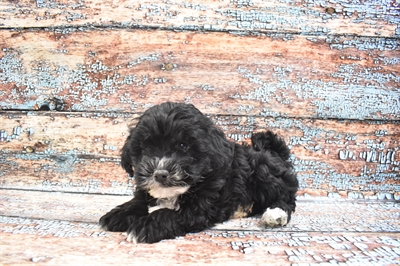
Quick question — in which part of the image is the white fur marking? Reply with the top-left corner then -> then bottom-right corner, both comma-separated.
148,197 -> 181,214
261,208 -> 288,227
149,185 -> 189,199
157,157 -> 171,170
148,205 -> 163,214
126,232 -> 139,244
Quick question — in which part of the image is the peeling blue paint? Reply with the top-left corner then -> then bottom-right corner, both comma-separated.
232,63 -> 400,120
0,51 -> 164,111
328,37 -> 399,51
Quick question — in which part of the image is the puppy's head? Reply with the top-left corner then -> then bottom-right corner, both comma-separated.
121,102 -> 234,199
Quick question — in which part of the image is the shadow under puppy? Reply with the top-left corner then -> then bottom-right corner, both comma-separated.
100,102 -> 298,243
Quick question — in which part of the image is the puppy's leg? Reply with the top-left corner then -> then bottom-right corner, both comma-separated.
99,190 -> 149,232
249,131 -> 298,228
250,166 -> 297,228
126,208 -> 184,244
126,205 -> 218,244
247,162 -> 297,228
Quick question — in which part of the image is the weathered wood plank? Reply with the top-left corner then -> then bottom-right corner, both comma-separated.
1,190 -> 399,232
1,217 -> 399,265
1,112 -> 399,195
0,156 -> 132,194
1,189 -> 399,265
0,111 -> 135,155
1,29 -> 399,120
1,0 -> 398,37
0,190 -> 132,223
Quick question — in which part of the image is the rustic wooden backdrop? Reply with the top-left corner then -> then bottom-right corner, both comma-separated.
1,0 -> 399,199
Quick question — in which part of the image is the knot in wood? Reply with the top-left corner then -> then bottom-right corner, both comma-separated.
162,63 -> 176,71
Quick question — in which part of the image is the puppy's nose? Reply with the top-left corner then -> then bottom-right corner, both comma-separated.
154,170 -> 169,182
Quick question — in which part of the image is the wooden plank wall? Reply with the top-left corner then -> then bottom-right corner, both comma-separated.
0,0 -> 399,198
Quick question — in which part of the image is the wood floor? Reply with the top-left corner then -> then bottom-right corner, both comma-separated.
1,189 -> 399,265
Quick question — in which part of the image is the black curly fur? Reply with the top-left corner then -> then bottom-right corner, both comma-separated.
99,102 -> 298,243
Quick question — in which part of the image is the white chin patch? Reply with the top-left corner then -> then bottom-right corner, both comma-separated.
149,185 -> 189,199
147,186 -> 189,214
261,208 -> 288,227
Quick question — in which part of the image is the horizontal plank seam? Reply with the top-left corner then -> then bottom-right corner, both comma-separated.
0,187 -> 130,197
0,152 -> 121,160
1,188 -> 399,203
1,110 -> 400,123
1,25 -> 399,40
1,214 -> 398,234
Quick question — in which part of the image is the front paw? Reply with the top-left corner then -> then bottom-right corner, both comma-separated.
126,218 -> 144,244
126,213 -> 178,244
99,207 -> 138,232
126,216 -> 156,244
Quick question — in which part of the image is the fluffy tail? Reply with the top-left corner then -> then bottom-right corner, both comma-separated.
251,131 -> 290,161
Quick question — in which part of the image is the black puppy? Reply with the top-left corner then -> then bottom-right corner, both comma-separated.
100,102 -> 298,243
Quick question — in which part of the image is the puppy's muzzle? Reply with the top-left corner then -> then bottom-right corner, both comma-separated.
154,169 -> 170,184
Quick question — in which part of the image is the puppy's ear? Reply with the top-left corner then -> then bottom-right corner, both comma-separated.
121,135 -> 134,177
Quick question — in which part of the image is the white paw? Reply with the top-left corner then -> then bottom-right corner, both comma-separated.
126,232 -> 139,244
261,208 -> 288,227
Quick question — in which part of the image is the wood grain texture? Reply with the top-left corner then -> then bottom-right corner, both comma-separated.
1,111 -> 399,196
1,190 -> 399,265
0,190 -> 133,223
1,190 -> 399,232
1,29 -> 399,120
1,0 -> 399,264
1,0 -> 399,37
2,227 -> 399,265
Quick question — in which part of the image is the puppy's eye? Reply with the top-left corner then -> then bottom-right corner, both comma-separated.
179,142 -> 189,151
